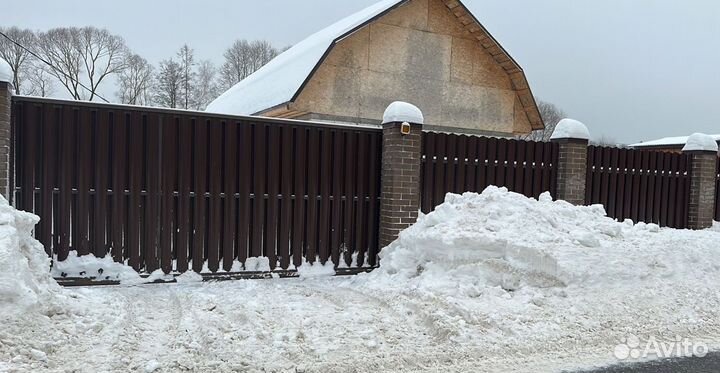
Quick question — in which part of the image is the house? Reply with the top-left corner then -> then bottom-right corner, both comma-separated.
630,134 -> 720,153
206,0 -> 544,137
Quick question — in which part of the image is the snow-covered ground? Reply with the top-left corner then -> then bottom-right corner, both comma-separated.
3,187 -> 720,372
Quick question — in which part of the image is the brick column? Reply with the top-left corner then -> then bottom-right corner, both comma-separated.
683,133 -> 718,230
0,80 -> 11,200
550,119 -> 590,205
379,102 -> 423,248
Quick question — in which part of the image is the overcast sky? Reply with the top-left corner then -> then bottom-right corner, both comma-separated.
5,0 -> 720,144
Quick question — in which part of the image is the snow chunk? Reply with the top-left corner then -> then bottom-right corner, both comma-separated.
382,101 -> 424,125
175,271 -> 203,284
144,360 -> 161,373
244,257 -> 271,272
51,251 -> 143,285
682,133 -> 719,152
146,269 -> 175,283
0,60 -> 11,84
297,259 -> 336,278
550,118 -> 590,140
0,195 -> 63,316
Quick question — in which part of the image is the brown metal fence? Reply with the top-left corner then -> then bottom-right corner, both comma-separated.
420,132 -> 559,213
585,146 -> 690,229
12,96 -> 382,274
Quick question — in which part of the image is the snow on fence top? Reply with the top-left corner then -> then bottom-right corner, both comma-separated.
682,133 -> 719,152
205,0 -> 405,116
382,101 -> 424,125
550,118 -> 590,141
0,60 -> 12,84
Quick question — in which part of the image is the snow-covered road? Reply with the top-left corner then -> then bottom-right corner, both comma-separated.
4,274 -> 720,373
30,279 -> 487,373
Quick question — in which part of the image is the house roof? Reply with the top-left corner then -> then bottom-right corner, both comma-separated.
630,134 -> 720,149
206,0 -> 543,130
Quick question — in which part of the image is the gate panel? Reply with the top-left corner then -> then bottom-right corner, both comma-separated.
420,132 -> 559,213
12,97 -> 382,274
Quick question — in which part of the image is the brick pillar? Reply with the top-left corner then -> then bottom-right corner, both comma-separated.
379,102 -> 423,248
683,133 -> 718,230
0,80 -> 11,200
550,119 -> 590,205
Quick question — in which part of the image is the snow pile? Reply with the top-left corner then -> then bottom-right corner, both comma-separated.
370,186 -> 720,291
51,251 -> 143,284
550,118 -> 590,140
0,196 -> 63,316
0,60 -> 11,84
354,186 -> 720,362
382,101 -> 424,125
371,187 -> 607,290
683,133 -> 719,152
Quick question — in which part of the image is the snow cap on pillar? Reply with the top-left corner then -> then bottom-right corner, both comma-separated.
0,60 -> 12,84
683,133 -> 719,152
382,101 -> 424,125
550,118 -> 590,141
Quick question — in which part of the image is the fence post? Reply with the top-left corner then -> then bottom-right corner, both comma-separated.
683,133 -> 718,230
550,119 -> 590,205
379,102 -> 423,248
0,62 -> 12,201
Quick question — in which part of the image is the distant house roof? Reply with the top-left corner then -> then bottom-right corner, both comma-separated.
630,134 -> 720,149
206,0 -> 543,129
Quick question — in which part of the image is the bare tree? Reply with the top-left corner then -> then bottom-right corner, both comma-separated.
220,39 -> 278,89
36,27 -> 128,101
518,99 -> 567,142
25,60 -> 55,97
36,28 -> 83,98
220,40 -> 251,89
0,27 -> 37,94
154,59 -> 182,108
248,40 -> 277,72
191,60 -> 218,110
117,54 -> 154,105
177,44 -> 195,109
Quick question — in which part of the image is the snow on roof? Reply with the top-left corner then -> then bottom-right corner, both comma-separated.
206,0 -> 406,116
630,134 -> 720,148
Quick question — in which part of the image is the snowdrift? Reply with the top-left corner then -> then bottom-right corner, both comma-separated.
370,186 -> 720,292
0,196 -> 63,316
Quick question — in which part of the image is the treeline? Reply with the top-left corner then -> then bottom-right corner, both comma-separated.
0,26 -> 282,110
